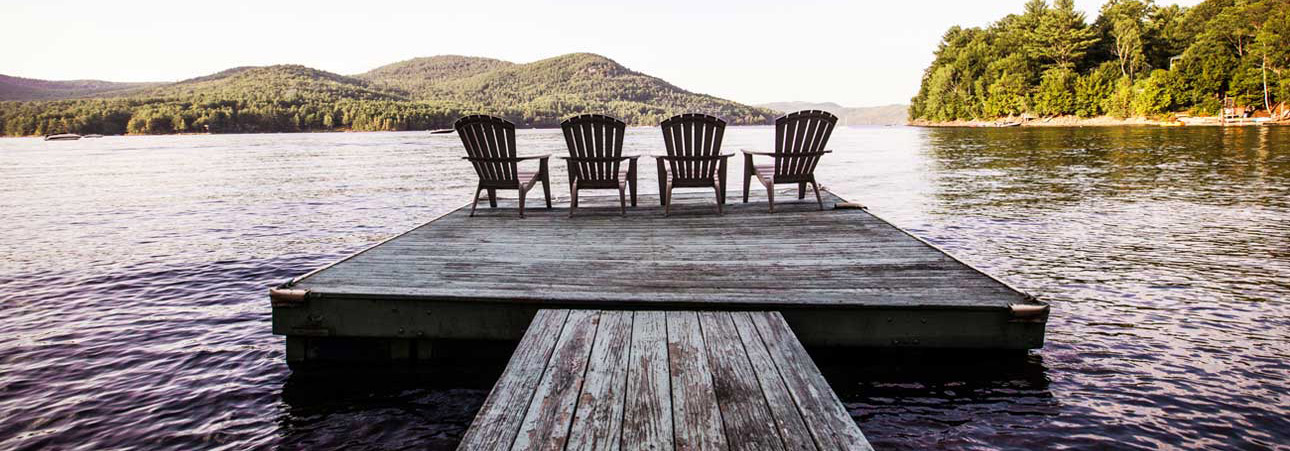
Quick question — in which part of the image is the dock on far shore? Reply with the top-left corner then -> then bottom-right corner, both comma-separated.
269,188 -> 1049,449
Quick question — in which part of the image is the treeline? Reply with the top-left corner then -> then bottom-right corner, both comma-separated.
909,0 -> 1290,121
0,54 -> 777,136
0,98 -> 472,136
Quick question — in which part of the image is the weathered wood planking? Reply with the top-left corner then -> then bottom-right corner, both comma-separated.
459,309 -> 872,451
290,189 -> 1031,311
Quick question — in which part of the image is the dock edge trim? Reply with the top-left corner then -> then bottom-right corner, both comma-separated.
269,287 -> 310,307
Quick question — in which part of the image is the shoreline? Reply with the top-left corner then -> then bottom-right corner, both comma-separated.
910,115 -> 1290,127
909,115 -> 1165,127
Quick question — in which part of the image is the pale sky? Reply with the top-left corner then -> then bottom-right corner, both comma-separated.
2,0 -> 1199,107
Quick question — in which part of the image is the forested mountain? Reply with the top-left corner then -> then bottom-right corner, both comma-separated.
355,55 -> 516,95
759,102 -> 909,125
360,53 -> 776,126
0,75 -> 159,101
909,0 -> 1290,122
0,53 -> 776,136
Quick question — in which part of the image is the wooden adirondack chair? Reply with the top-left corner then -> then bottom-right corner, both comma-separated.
655,113 -> 732,216
454,115 -> 551,218
742,110 -> 837,212
560,114 -> 639,217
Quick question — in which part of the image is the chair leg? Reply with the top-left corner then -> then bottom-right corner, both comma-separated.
487,189 -> 497,208
619,186 -> 627,217
628,159 -> 638,207
469,185 -> 482,217
542,173 -> 552,209
799,182 -> 807,199
656,159 -> 667,206
569,186 -> 578,218
743,162 -> 752,203
518,187 -> 527,218
664,183 -> 674,217
714,185 -> 723,215
812,181 -> 823,210
718,158 -> 728,205
767,185 -> 775,213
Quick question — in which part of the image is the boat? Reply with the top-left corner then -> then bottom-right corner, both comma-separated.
429,129 -> 454,134
82,134 -> 104,138
995,121 -> 1021,127
44,134 -> 81,141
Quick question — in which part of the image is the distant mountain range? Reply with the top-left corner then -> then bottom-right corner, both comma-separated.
758,102 -> 908,125
0,74 -> 162,102
0,53 -> 779,136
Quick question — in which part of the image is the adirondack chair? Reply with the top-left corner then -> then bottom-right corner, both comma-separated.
742,110 -> 837,212
655,113 -> 732,216
560,114 -> 639,217
454,115 -> 551,218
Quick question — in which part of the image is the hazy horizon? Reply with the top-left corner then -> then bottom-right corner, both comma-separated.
4,0 -> 1198,108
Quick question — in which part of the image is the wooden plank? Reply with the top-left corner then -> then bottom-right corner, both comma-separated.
566,311 -> 633,451
621,311 -> 672,450
459,309 -> 570,450
512,309 -> 600,450
665,311 -> 726,450
697,311 -> 788,451
748,312 -> 872,451
729,312 -> 818,451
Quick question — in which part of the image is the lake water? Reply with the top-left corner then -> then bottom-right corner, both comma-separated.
0,126 -> 1286,450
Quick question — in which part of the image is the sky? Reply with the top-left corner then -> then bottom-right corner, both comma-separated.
2,0 -> 1200,108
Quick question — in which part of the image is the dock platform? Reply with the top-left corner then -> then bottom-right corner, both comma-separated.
459,309 -> 872,450
271,189 -> 1047,363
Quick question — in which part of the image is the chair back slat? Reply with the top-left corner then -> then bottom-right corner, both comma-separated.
455,115 -> 519,186
561,114 -> 626,184
661,113 -> 726,181
773,110 -> 837,181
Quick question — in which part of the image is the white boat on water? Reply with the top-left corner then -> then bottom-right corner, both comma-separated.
82,134 -> 104,138
44,134 -> 82,141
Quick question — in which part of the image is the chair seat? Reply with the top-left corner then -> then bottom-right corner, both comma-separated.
574,166 -> 631,188
753,165 -> 813,184
753,165 -> 778,181
517,170 -> 542,189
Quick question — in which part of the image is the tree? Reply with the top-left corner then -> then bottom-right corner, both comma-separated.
1100,0 -> 1153,79
1030,0 -> 1100,69
1132,69 -> 1175,115
1033,68 -> 1079,115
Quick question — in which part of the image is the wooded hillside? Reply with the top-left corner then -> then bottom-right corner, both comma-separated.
909,0 -> 1290,122
0,53 -> 776,136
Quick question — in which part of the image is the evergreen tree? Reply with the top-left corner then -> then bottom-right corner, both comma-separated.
1030,0 -> 1100,69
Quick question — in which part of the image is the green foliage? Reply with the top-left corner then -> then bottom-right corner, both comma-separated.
1104,76 -> 1137,118
1033,68 -> 1079,115
1132,69 -> 1176,115
985,72 -> 1030,117
0,54 -> 776,136
910,0 -> 1290,121
1074,62 -> 1121,116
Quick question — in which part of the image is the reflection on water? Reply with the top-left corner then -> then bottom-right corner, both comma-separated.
0,127 -> 1286,449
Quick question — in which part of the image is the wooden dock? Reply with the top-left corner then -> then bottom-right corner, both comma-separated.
459,309 -> 872,450
272,189 -> 1047,361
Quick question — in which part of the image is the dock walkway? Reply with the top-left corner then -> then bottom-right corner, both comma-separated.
459,309 -> 872,451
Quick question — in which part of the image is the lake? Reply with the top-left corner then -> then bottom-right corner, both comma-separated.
0,126 -> 1286,450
